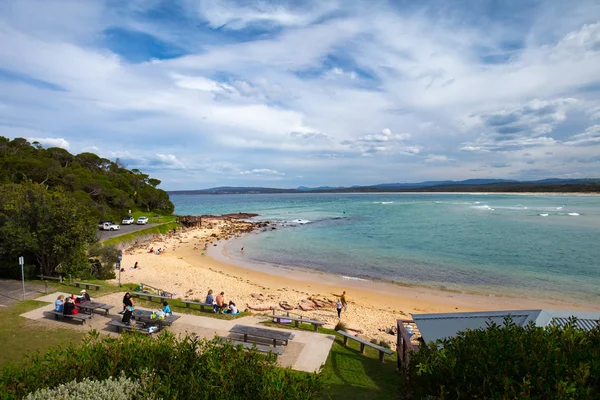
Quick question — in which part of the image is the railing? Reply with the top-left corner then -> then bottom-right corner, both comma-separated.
397,319 -> 419,369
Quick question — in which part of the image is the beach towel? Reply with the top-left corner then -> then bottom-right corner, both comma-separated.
274,318 -> 292,324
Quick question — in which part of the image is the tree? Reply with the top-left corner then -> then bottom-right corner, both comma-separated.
0,182 -> 98,276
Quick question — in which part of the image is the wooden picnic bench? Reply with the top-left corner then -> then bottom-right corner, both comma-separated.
131,292 -> 170,302
73,282 -> 102,291
272,314 -> 326,332
77,301 -> 114,316
337,330 -> 394,363
229,324 -> 293,347
47,310 -> 91,325
181,299 -> 213,311
107,320 -> 154,335
223,338 -> 285,355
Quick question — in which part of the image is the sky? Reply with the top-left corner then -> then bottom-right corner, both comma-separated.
1,0 -> 600,190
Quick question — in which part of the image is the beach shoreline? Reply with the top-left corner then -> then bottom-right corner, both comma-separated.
111,217 -> 600,346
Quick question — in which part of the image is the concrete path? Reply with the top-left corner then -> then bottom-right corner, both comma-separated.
20,291 -> 334,372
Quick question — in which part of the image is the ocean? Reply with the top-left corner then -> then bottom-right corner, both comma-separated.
171,193 -> 600,305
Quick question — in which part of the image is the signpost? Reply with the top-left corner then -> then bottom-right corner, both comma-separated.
19,256 -> 25,301
117,252 -> 122,287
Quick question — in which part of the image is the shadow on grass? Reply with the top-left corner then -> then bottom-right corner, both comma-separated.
322,336 -> 400,400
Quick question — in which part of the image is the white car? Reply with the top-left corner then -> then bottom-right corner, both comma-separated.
122,216 -> 134,225
100,222 -> 120,231
136,216 -> 149,225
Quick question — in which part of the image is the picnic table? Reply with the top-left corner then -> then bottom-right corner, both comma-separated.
229,324 -> 293,347
76,301 -> 114,316
133,309 -> 180,329
47,310 -> 91,325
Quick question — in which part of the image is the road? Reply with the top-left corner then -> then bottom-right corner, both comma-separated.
98,223 -> 157,241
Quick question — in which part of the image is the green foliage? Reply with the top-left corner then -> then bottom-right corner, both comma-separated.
0,331 -> 325,400
102,222 -> 179,247
0,182 -> 98,277
403,317 -> 600,399
88,243 -> 119,279
24,373 -> 146,400
0,137 -> 174,221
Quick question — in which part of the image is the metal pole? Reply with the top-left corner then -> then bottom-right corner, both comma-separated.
19,256 -> 25,301
118,261 -> 121,287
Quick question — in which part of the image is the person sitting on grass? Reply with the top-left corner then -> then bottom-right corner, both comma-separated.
55,295 -> 65,312
63,297 -> 78,315
224,301 -> 239,315
216,291 -> 225,314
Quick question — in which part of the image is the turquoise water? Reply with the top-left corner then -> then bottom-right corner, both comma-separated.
172,193 -> 600,305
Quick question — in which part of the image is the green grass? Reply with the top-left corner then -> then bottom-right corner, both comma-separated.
130,210 -> 177,224
132,296 -> 251,320
260,320 -> 400,399
0,300 -> 84,369
102,222 -> 179,246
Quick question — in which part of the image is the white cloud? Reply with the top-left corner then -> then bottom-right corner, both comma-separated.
240,168 -> 285,176
424,154 -> 456,163
28,137 -> 70,149
564,125 -> 600,145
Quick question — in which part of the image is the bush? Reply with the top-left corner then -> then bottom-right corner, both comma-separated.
24,373 -> 145,400
403,317 -> 600,399
334,321 -> 347,331
0,330 -> 325,400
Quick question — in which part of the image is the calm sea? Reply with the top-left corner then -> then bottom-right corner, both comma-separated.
171,193 -> 600,305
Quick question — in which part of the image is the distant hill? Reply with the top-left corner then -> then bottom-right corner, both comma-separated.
169,178 -> 600,195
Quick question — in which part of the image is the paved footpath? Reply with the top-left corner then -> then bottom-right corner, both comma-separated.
21,291 -> 334,372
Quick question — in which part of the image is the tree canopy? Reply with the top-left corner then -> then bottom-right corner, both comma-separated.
0,136 -> 174,221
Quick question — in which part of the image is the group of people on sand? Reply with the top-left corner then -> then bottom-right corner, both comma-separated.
55,290 -> 91,315
205,289 -> 239,314
148,247 -> 165,255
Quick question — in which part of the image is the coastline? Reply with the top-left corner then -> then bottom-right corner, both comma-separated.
112,218 -> 600,346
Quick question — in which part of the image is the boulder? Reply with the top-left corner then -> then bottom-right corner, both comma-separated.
246,303 -> 278,311
279,301 -> 294,311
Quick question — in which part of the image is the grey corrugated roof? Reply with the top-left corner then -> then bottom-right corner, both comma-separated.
411,310 -> 600,343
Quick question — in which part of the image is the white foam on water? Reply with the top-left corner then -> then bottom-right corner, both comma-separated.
539,213 -> 549,217
381,201 -> 393,204
471,205 -> 495,211
568,213 -> 580,216
341,275 -> 370,282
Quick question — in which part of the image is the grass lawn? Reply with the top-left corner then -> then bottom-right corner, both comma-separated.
131,210 -> 177,224
260,321 -> 400,399
0,300 -> 84,369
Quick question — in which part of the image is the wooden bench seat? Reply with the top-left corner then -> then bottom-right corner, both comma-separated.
337,330 -> 393,363
107,320 -> 154,335
272,314 -> 326,332
217,337 -> 284,355
73,282 -> 102,290
47,310 -> 91,325
182,300 -> 213,311
131,292 -> 170,302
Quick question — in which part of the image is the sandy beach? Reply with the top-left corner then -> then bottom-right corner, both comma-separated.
111,218 -> 600,347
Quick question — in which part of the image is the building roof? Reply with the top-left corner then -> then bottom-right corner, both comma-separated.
410,310 -> 600,343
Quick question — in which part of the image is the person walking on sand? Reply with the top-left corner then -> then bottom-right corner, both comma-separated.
216,291 -> 225,314
340,291 -> 348,311
336,298 -> 343,318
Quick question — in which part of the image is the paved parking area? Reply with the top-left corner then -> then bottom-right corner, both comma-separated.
0,280 -> 49,308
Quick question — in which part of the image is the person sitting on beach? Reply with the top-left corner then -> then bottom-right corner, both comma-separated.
134,261 -> 140,269
121,292 -> 134,314
63,297 -> 78,315
389,325 -> 398,335
215,291 -> 225,314
162,301 -> 171,315
148,247 -> 154,253
156,248 -> 162,255
205,290 -> 216,312
203,243 -> 208,250
55,295 -> 65,312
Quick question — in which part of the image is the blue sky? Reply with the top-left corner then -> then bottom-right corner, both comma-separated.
1,0 -> 600,190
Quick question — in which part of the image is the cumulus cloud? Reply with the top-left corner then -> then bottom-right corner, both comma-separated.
342,128 -> 419,156
564,125 -> 600,146
28,137 -> 70,149
423,154 -> 456,163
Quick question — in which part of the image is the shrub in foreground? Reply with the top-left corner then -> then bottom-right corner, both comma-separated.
0,331 -> 325,399
24,373 -> 145,400
403,317 -> 600,399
